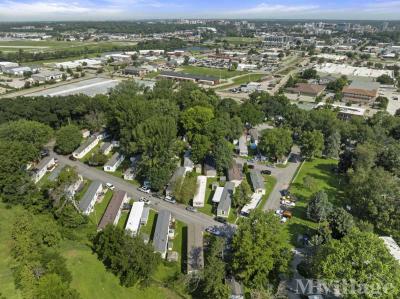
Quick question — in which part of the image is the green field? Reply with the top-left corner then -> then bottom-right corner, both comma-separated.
286,158 -> 344,245
216,73 -> 264,90
0,203 -> 23,299
180,65 -> 245,79
0,40 -> 137,53
221,37 -> 262,44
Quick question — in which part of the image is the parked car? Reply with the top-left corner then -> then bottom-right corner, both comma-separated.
138,186 -> 150,193
69,155 -> 77,161
40,149 -> 49,157
164,195 -> 176,204
105,183 -> 115,190
139,197 -> 151,205
261,169 -> 272,175
205,227 -> 221,236
186,206 -> 197,213
215,217 -> 227,224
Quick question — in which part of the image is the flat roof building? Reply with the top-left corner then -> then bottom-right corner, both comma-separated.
97,190 -> 128,231
125,201 -> 145,236
342,81 -> 380,104
153,210 -> 172,259
158,71 -> 219,86
193,175 -> 207,207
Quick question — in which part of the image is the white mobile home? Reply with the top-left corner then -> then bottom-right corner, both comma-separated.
72,136 -> 99,159
241,193 -> 263,217
250,170 -> 265,195
238,135 -> 248,157
99,142 -> 113,155
104,152 -> 125,172
32,157 -> 55,183
193,175 -> 207,207
211,186 -> 224,204
125,202 -> 145,236
78,181 -> 103,215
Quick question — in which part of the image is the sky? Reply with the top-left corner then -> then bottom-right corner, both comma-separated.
0,0 -> 400,21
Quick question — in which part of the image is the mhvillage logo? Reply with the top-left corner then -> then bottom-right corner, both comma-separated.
294,279 -> 395,297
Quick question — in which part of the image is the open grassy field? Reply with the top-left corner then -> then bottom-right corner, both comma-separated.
180,65 -> 245,79
216,73 -> 264,90
221,37 -> 262,44
285,158 -> 344,245
0,40 -> 137,53
0,203 -> 23,299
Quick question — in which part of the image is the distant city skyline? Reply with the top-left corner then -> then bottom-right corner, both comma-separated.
0,0 -> 400,21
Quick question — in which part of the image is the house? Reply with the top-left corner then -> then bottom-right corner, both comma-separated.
97,191 -> 128,231
380,236 -> 400,262
153,210 -> 172,259
32,156 -> 55,183
212,186 -> 224,204
140,207 -> 150,225
166,166 -> 186,196
65,174 -> 83,199
250,170 -> 265,195
227,278 -> 245,299
238,135 -> 248,157
193,175 -> 207,207
217,182 -> 235,218
103,152 -> 125,172
72,136 -> 99,159
187,225 -> 204,274
99,142 -> 113,155
78,181 -> 103,215
31,70 -> 63,83
125,201 -> 145,236
123,167 -> 136,181
286,83 -> 326,97
227,163 -> 243,187
241,193 -> 263,216
158,71 -> 219,86
203,155 -> 217,177
342,81 -> 380,104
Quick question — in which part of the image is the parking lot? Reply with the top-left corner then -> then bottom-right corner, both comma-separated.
379,87 -> 400,115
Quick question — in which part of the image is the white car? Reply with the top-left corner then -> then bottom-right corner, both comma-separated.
164,195 -> 176,204
106,183 -> 115,190
275,209 -> 283,216
138,186 -> 150,193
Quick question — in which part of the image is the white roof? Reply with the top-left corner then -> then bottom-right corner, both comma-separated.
316,54 -> 347,61
212,186 -> 224,203
241,193 -> 263,216
380,236 -> 400,262
125,202 -> 144,236
193,176 -> 207,207
315,63 -> 394,78
315,103 -> 365,116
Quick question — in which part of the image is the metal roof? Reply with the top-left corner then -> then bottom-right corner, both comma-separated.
153,210 -> 171,254
159,71 -> 219,82
250,170 -> 264,191
79,181 -> 102,212
74,136 -> 98,155
97,190 -> 127,230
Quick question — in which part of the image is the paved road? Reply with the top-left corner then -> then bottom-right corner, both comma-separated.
52,153 -> 222,229
234,146 -> 302,212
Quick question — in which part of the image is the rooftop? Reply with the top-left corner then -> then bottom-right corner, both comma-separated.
153,210 -> 171,254
159,71 -> 219,82
97,190 -> 127,230
79,181 -> 102,212
250,170 -> 264,191
286,83 -> 326,96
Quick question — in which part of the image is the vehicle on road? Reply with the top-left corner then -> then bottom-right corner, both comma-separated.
69,155 -> 77,161
138,186 -> 150,193
205,227 -> 221,236
105,183 -> 115,190
186,206 -> 197,212
139,197 -> 151,205
40,149 -> 49,157
261,170 -> 272,175
164,195 -> 176,204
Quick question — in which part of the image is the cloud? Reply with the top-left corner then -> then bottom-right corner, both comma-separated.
364,0 -> 400,11
226,2 -> 320,16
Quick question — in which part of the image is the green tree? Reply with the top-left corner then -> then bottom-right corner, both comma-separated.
181,106 -> 214,140
376,74 -> 394,85
313,230 -> 400,298
191,134 -> 211,163
258,128 -> 292,162
299,130 -> 324,160
36,274 -> 80,299
55,125 -> 82,154
378,142 -> 400,176
307,191 -> 333,222
324,131 -> 341,159
232,179 -> 252,209
231,210 -> 290,288
212,139 -> 233,173
328,207 -> 354,239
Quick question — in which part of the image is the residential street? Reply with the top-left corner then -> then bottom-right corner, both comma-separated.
52,152 -> 222,230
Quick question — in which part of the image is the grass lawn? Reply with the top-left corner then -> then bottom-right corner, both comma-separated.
216,73 -> 264,90
140,209 -> 157,238
257,175 -> 277,211
61,240 -> 179,299
285,158 -> 344,245
221,36 -> 262,44
89,190 -> 114,226
117,211 -> 129,229
197,177 -> 218,216
180,65 -> 245,79
0,203 -> 23,299
145,71 -> 160,79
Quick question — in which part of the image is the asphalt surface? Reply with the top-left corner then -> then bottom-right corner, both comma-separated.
52,152 -> 222,230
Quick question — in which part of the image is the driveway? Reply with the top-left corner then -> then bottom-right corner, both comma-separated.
52,153 -> 223,230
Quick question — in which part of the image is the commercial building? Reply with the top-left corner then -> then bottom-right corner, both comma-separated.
31,156 -> 55,183
153,210 -> 172,259
103,152 -> 125,172
125,201 -> 145,236
72,136 -> 99,159
79,181 -> 103,215
250,170 -> 265,195
31,70 -> 63,83
158,71 -> 220,86
4,66 -> 32,76
342,81 -> 379,103
193,175 -> 207,207
315,63 -> 394,80
187,225 -> 204,274
0,61 -> 19,72
97,190 -> 128,231
217,182 -> 235,218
